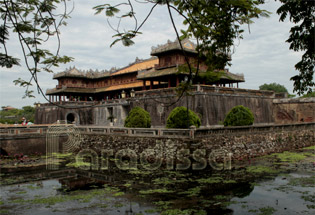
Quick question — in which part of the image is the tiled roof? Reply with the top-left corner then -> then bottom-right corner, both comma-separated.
53,67 -> 110,79
46,81 -> 155,95
138,66 -> 244,82
113,57 -> 158,76
96,81 -> 151,92
151,38 -> 198,56
137,67 -> 179,79
53,57 -> 158,80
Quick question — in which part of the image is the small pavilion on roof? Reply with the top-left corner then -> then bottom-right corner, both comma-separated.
138,38 -> 244,89
46,39 -> 244,102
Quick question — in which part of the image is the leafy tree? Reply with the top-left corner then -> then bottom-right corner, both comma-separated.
94,0 -> 269,78
166,106 -> 201,128
0,105 -> 35,124
1,0 -> 73,99
301,90 -> 315,98
124,107 -> 151,128
259,83 -> 288,93
223,105 -> 254,127
277,0 -> 315,95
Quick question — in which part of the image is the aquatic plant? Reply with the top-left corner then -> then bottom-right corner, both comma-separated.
139,188 -> 174,195
272,151 -> 306,163
179,187 -> 201,197
258,206 -> 276,215
246,165 -> 278,174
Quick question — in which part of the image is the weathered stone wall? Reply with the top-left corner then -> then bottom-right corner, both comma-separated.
273,98 -> 315,124
35,102 -> 129,126
0,135 -> 46,155
36,86 -> 315,128
78,123 -> 314,165
0,135 -> 68,155
1,124 -> 313,166
131,86 -> 274,127
35,105 -> 94,125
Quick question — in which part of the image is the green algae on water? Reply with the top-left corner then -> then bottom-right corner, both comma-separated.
272,151 -> 306,163
246,165 -> 278,174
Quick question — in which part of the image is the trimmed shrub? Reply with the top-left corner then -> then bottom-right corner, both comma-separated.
223,105 -> 254,127
166,106 -> 201,128
124,107 -> 151,128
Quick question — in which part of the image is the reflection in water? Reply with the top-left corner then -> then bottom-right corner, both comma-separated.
1,154 -> 314,215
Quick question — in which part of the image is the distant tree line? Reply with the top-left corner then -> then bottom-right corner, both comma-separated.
0,106 -> 35,124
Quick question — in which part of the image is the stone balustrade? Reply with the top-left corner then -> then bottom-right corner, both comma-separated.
1,122 -> 314,140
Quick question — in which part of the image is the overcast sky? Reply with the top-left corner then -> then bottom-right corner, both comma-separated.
0,0 -> 303,109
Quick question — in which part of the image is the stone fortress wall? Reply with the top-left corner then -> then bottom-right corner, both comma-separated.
35,85 -> 315,127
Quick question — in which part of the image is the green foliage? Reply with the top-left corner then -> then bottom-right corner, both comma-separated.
1,0 -> 73,98
166,106 -> 201,128
246,166 -> 278,174
223,105 -> 254,127
277,0 -> 315,95
196,70 -> 223,84
95,0 -> 269,71
0,106 -> 35,124
124,107 -> 151,128
259,83 -> 288,93
301,91 -> 315,98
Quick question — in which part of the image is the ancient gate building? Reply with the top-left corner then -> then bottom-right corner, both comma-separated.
36,39 -> 308,127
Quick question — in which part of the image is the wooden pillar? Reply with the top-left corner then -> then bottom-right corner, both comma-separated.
237,82 -> 239,88
70,95 -> 72,101
168,78 -> 171,88
158,81 -> 161,88
143,80 -> 146,90
49,95 -> 51,102
59,95 -> 61,102
150,80 -> 153,90
176,77 -> 179,86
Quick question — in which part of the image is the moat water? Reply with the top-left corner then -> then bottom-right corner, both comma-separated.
0,147 -> 314,215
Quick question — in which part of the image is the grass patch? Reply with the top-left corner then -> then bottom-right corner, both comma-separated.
272,151 -> 306,163
113,202 -> 124,208
139,188 -> 174,195
303,145 -> 315,150
288,176 -> 315,187
113,192 -> 124,197
301,194 -> 315,203
144,209 -> 159,214
66,161 -> 91,168
154,200 -> 172,210
246,166 -> 278,174
153,177 -> 187,185
51,152 -> 73,159
179,187 -> 201,197
197,177 -> 222,184
258,206 -> 276,215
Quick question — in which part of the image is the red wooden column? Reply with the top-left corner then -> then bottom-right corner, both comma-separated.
150,80 -> 153,89
168,78 -> 171,88
59,95 -> 61,102
176,77 -> 179,86
143,80 -> 146,90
